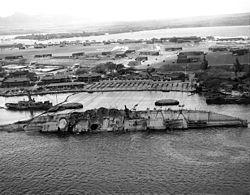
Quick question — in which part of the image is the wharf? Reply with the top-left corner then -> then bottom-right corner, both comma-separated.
0,80 -> 196,97
85,80 -> 195,92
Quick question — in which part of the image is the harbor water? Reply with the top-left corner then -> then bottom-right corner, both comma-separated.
0,91 -> 250,194
0,127 -> 250,194
1,24 -> 250,194
1,91 -> 250,125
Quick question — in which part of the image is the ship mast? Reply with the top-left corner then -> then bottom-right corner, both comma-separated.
26,90 -> 32,101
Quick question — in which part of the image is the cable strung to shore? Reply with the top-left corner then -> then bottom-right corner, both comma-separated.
23,92 -> 80,127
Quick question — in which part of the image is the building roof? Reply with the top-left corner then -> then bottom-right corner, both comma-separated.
72,52 -> 85,55
78,73 -> 101,78
4,77 -> 30,83
139,50 -> 159,53
115,53 -> 127,56
178,51 -> 204,56
46,82 -> 86,87
165,47 -> 182,50
41,75 -> 70,81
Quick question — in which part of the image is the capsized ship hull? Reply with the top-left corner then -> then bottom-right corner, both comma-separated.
24,107 -> 248,133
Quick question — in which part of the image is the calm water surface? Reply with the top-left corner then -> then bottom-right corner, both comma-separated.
0,128 -> 250,194
0,91 -> 250,194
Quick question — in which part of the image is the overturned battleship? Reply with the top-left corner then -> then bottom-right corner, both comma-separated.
22,106 -> 248,133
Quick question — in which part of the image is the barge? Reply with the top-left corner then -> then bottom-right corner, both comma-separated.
23,107 -> 248,133
155,99 -> 179,106
5,100 -> 52,111
206,95 -> 250,105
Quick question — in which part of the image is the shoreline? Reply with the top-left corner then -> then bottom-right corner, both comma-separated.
0,88 -> 195,97
12,24 -> 250,41
1,25 -> 249,45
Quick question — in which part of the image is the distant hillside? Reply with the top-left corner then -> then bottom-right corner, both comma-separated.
0,12 -> 249,35
0,13 -> 93,35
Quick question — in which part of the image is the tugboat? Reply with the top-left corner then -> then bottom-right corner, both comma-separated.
5,91 -> 53,111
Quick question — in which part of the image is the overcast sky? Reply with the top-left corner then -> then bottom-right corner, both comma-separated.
1,0 -> 250,22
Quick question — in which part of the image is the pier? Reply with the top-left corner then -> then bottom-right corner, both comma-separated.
85,80 -> 195,92
0,80 -> 196,97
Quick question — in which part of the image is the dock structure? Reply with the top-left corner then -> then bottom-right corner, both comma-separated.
0,78 -> 196,97
85,80 -> 195,92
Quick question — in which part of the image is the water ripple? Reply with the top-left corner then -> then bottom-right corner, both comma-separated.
0,128 -> 250,194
